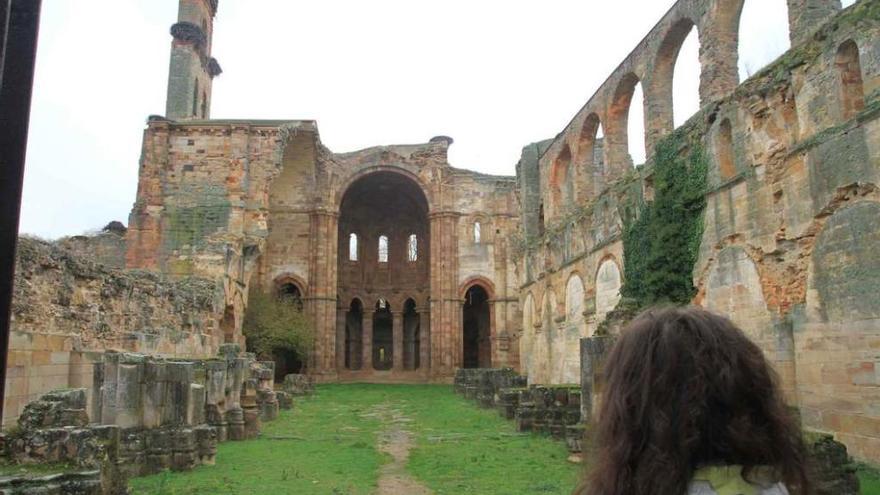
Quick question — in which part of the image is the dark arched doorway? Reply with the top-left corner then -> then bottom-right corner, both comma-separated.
463,285 -> 491,369
403,298 -> 420,370
345,299 -> 364,370
277,282 -> 303,311
373,299 -> 393,370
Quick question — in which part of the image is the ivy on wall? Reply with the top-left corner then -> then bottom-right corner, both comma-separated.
621,131 -> 708,308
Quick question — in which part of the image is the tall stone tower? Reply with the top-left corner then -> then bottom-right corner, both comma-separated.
166,0 -> 221,120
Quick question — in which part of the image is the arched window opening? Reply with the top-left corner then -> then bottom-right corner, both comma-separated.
717,119 -> 736,180
738,0 -> 790,81
378,235 -> 389,263
628,82 -> 647,166
672,27 -> 701,128
278,283 -> 303,312
201,91 -> 207,119
836,40 -> 865,120
407,234 -> 418,261
403,299 -> 420,370
373,299 -> 392,370
463,285 -> 491,369
192,78 -> 199,117
349,233 -> 359,261
474,222 -> 482,244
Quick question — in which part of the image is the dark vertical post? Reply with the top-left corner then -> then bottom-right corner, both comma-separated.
0,0 -> 43,422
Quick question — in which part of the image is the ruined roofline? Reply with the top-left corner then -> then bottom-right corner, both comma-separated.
333,140 -> 516,181
157,118 -> 318,129
446,165 -> 516,182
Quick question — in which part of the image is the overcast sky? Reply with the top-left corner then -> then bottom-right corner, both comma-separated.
21,0 -> 855,239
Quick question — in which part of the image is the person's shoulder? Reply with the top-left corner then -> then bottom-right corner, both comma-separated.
686,480 -> 788,495
688,465 -> 789,495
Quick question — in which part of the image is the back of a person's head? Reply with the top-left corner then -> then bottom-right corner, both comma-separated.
581,306 -> 810,495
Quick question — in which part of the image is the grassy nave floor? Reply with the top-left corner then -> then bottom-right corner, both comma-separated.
129,384 -> 581,495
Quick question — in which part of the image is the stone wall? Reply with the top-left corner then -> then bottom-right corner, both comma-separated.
5,236 -> 225,427
1,346 -> 291,494
514,0 -> 880,463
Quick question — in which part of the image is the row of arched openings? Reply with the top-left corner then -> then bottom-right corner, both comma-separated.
344,298 -> 422,371
348,233 -> 419,263
547,0 -> 864,222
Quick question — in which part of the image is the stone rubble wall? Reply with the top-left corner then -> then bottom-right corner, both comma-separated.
453,369 -> 584,457
0,346 -> 299,494
5,236 -> 226,428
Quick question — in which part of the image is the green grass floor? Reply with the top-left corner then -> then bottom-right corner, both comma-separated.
860,463 -> 880,495
129,384 -> 581,495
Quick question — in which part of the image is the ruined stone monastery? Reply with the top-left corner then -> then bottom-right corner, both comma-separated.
7,0 -> 880,467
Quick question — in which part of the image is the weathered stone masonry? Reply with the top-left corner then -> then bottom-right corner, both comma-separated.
516,0 -> 880,463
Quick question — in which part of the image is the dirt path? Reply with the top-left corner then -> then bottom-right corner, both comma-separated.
372,404 -> 433,495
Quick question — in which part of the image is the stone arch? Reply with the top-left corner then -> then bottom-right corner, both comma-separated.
458,276 -> 496,301
715,118 -> 736,180
648,17 -> 701,148
801,201 -> 880,460
807,201 -> 880,323
549,144 -> 574,218
607,73 -> 645,175
703,246 -> 773,341
565,273 -> 586,324
335,166 -> 434,213
836,39 -> 865,121
595,257 -> 622,325
576,113 -> 606,199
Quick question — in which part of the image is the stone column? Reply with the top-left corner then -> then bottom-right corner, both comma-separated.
307,210 -> 339,380
362,312 -> 374,371
336,308 -> 347,372
419,308 -> 431,372
429,211 -> 461,379
392,311 -> 404,371
487,300 -> 496,368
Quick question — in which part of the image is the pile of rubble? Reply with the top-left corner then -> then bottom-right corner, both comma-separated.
0,345 -> 312,494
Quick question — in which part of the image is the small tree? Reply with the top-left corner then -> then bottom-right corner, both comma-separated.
242,289 -> 314,371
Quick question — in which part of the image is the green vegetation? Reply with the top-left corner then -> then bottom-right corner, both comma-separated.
859,463 -> 880,495
129,384 -> 580,495
621,132 -> 708,308
242,290 -> 314,363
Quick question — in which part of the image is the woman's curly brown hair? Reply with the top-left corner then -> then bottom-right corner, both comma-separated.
578,306 -> 811,495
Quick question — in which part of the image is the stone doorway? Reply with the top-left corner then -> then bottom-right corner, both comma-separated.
463,285 -> 491,369
373,300 -> 393,371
